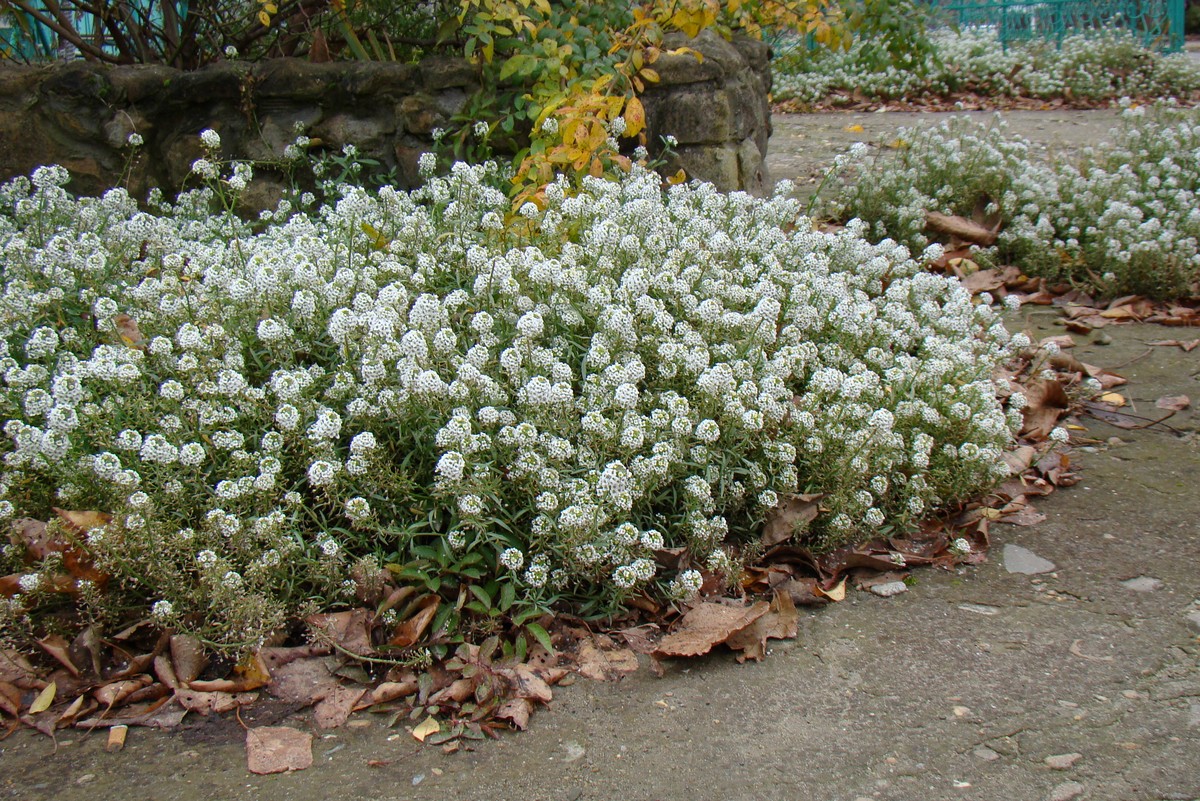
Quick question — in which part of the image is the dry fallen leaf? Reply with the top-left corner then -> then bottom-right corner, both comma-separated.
246,726 -> 313,774
307,609 -> 375,657
496,697 -> 534,730
654,602 -> 770,659
573,637 -> 640,681
761,494 -> 823,547
1156,395 -> 1190,411
314,685 -> 366,729
28,681 -> 56,714
814,577 -> 847,602
1021,379 -> 1070,440
411,715 -> 440,742
726,591 -> 799,662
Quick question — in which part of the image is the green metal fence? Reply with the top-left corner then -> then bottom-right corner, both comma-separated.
929,0 -> 1186,52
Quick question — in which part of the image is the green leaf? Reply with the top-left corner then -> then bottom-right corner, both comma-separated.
499,53 -> 530,81
524,622 -> 555,655
499,581 -> 516,611
468,585 -> 493,608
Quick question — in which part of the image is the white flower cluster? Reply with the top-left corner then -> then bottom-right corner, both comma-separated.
832,105 -> 1200,297
0,150 -> 1017,640
773,27 -> 1200,105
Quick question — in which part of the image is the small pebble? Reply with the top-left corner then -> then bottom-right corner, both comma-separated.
1121,690 -> 1140,699
1120,576 -> 1163,592
1093,332 -> 1113,345
952,705 -> 971,718
958,603 -> 1000,615
1044,753 -> 1082,770
869,581 -> 908,598
1048,780 -> 1085,801
412,774 -> 425,786
973,746 -> 1001,762
1004,544 -> 1057,575
76,775 -> 96,786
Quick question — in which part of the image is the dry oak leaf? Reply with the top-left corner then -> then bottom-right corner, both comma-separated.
726,591 -> 799,663
314,684 -> 367,729
267,656 -> 341,706
174,689 -> 258,715
496,697 -> 534,730
653,601 -> 770,659
573,637 -> 640,681
307,608 -> 375,657
246,726 -> 313,774
761,493 -> 824,547
1020,379 -> 1070,440
1156,395 -> 1191,411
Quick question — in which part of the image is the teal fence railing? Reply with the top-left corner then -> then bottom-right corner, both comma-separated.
1,0 -> 190,62
928,0 -> 1186,52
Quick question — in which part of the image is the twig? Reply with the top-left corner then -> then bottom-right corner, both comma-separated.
1109,347 -> 1153,369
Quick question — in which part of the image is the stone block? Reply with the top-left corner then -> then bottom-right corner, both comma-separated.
105,64 -> 177,106
420,56 -> 476,91
341,62 -> 421,99
670,143 -> 740,191
399,94 -> 447,136
644,85 -> 733,146
737,138 -> 768,197
253,59 -> 340,101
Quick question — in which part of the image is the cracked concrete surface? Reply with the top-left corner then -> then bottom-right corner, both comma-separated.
1,111 -> 1198,801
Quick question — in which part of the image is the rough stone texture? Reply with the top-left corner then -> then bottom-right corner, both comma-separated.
1003,543 -> 1058,575
0,32 -> 771,201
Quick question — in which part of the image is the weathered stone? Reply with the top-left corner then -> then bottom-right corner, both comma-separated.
1047,780 -> 1085,801
398,94 -> 446,136
669,144 -> 740,190
0,39 -> 769,202
644,85 -> 733,146
341,62 -> 421,99
313,113 -> 396,156
737,137 -> 768,197
420,56 -> 476,90
1003,543 -> 1056,575
1044,752 -> 1082,770
867,580 -> 908,598
105,64 -> 177,105
1119,575 -> 1163,592
167,63 -> 245,105
254,59 -> 340,101
653,47 -> 725,85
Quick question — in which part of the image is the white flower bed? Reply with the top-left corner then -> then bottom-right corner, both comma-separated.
774,27 -> 1200,105
0,161 -> 1017,646
831,104 -> 1200,297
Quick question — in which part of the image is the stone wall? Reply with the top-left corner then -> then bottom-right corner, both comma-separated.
0,29 -> 770,203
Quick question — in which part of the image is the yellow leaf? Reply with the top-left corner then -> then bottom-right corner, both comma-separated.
623,96 -> 645,138
640,67 -> 659,84
844,124 -> 864,132
360,222 -> 390,251
1099,392 -> 1126,406
411,716 -> 440,742
263,2 -> 277,13
885,138 -> 909,149
29,681 -> 56,714
814,578 -> 846,602
257,9 -> 271,26
1066,424 -> 1088,431
667,168 -> 687,185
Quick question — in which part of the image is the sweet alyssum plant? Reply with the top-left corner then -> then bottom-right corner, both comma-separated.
773,27 -> 1200,106
0,143 -> 1019,651
831,103 -> 1200,298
